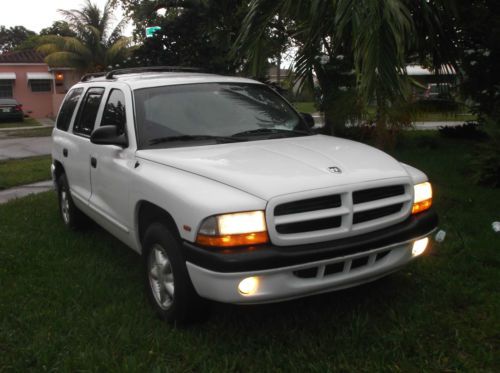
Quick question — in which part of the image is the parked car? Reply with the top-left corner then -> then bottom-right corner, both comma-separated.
0,98 -> 23,122
52,67 -> 438,323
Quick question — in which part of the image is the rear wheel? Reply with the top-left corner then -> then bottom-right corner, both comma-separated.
57,174 -> 86,229
143,222 -> 208,324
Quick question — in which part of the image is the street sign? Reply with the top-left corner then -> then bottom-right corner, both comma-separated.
146,26 -> 161,38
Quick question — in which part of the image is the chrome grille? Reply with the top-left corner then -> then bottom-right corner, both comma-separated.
267,179 -> 413,246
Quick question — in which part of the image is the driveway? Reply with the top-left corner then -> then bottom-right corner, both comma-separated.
0,136 -> 52,160
312,114 -> 464,130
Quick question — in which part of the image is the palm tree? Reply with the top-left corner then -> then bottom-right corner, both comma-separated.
38,0 -> 131,73
235,0 -> 458,145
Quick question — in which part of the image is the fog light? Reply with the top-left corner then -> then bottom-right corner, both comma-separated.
412,237 -> 429,257
238,277 -> 259,295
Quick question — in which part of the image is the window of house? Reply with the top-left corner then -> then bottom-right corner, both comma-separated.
101,89 -> 126,135
56,88 -> 84,131
30,80 -> 52,92
73,88 -> 105,136
0,81 -> 13,98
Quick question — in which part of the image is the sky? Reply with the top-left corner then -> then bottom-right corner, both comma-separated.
0,0 -> 131,35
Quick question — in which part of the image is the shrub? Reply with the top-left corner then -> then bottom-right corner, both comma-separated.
415,99 -> 459,112
469,136 -> 500,188
438,121 -> 489,140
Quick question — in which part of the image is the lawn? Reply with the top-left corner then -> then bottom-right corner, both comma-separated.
294,101 -> 317,114
0,118 -> 41,129
296,101 -> 477,122
0,133 -> 498,371
0,155 -> 52,190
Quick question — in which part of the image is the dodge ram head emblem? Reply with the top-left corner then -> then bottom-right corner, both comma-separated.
328,166 -> 342,174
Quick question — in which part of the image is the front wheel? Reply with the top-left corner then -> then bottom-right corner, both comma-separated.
143,222 -> 208,324
57,174 -> 86,229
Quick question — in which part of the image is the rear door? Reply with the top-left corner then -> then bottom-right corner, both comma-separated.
53,87 -> 84,165
64,87 -> 105,204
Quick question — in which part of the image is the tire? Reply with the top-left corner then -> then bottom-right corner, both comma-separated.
57,173 -> 86,229
143,222 -> 208,324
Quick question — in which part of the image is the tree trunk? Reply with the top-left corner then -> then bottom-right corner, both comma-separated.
375,91 -> 390,149
276,53 -> 281,85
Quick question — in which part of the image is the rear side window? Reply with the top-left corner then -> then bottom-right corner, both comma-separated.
56,88 -> 83,131
73,87 -> 104,136
101,89 -> 126,135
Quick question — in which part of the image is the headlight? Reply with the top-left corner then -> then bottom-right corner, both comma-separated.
196,211 -> 269,247
412,182 -> 432,214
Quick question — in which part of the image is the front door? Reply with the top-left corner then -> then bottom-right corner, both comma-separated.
88,88 -> 134,242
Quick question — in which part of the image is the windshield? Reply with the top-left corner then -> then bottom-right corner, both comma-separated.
133,82 -> 310,148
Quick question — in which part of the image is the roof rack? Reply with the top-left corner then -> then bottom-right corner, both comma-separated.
105,66 -> 204,79
80,72 -> 107,82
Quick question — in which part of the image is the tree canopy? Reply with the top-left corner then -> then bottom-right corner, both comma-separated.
0,26 -> 36,53
37,0 -> 131,73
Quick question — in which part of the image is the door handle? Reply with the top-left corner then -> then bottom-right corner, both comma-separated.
90,157 -> 97,168
63,148 -> 68,157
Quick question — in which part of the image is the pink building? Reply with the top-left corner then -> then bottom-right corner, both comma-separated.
0,50 -> 80,119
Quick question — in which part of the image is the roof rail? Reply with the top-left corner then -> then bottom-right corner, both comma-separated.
80,72 -> 107,82
105,66 -> 204,79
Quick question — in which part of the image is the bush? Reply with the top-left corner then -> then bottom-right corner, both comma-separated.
438,121 -> 489,140
415,99 -> 459,112
469,137 -> 500,188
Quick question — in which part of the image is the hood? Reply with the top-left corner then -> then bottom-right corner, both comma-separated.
136,134 -> 410,200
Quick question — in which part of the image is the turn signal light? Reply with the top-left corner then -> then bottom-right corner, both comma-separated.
412,199 -> 432,214
196,231 -> 269,247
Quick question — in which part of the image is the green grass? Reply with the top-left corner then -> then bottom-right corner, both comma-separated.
1,127 -> 53,138
294,101 -> 317,114
293,102 -> 476,121
0,133 -> 498,371
0,155 -> 52,190
0,118 -> 41,129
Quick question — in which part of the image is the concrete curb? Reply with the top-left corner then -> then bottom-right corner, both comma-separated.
0,180 -> 53,205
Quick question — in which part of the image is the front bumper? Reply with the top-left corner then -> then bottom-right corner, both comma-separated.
184,209 -> 437,304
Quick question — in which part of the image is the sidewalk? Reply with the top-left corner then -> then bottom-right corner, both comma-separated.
0,180 -> 53,204
0,136 -> 52,160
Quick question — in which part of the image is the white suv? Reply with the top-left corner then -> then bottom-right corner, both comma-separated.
52,67 -> 438,323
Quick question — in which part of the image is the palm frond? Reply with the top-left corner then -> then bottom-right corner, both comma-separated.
44,51 -> 85,69
105,37 -> 131,66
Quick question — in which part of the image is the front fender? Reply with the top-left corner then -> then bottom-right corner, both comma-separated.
129,158 -> 267,248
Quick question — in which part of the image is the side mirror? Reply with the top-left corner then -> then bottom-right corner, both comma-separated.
300,112 -> 315,128
90,125 -> 128,147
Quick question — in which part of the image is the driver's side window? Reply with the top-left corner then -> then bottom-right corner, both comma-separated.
101,89 -> 127,135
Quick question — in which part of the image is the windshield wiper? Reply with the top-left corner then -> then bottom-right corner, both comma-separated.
231,128 -> 311,138
149,135 -> 247,145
